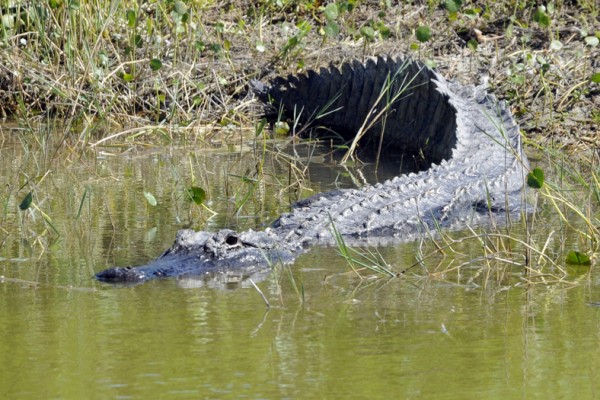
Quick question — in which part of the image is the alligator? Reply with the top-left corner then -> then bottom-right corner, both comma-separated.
96,56 -> 529,284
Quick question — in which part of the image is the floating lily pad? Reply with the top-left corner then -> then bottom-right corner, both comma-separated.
565,251 -> 591,266
186,186 -> 206,205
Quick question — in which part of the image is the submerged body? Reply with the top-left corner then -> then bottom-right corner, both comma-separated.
96,56 -> 528,284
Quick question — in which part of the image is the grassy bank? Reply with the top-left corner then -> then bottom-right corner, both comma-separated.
0,1 -> 597,142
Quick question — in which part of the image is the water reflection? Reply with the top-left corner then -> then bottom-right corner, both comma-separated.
175,268 -> 274,290
1,136 -> 599,398
2,247 -> 600,398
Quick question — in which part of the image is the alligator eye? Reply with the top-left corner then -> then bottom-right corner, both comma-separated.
225,234 -> 240,246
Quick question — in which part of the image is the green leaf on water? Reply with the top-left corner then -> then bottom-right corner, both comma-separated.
144,191 -> 157,206
415,26 -> 432,43
19,191 -> 33,210
526,167 -> 545,189
591,73 -> 600,83
565,251 -> 591,266
186,186 -> 206,205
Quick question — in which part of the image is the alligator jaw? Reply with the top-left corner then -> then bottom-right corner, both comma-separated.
96,228 -> 296,284
96,229 -> 214,284
95,253 -> 210,284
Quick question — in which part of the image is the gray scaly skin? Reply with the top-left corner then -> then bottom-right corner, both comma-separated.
96,56 -> 528,284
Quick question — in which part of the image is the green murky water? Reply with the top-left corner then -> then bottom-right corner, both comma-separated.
1,130 -> 599,399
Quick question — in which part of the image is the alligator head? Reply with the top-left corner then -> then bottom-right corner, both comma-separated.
95,228 -> 298,284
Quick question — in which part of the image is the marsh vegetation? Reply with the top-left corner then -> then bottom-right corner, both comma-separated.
1,0 -> 597,283
0,1 -> 599,397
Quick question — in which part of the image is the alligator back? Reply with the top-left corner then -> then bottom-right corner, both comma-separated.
254,57 -> 460,166
255,56 -> 529,244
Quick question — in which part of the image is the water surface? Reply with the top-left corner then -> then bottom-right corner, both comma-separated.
1,131 -> 599,399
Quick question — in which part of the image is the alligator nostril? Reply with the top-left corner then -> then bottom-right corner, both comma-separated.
225,234 -> 240,246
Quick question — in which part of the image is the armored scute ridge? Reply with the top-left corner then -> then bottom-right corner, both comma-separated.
96,56 -> 529,284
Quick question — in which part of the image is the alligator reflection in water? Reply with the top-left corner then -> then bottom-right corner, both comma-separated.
96,56 -> 528,284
